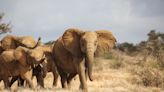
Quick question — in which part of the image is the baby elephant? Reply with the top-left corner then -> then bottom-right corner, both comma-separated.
0,37 -> 43,89
9,45 -> 59,88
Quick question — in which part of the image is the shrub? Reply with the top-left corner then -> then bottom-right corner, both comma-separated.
132,67 -> 164,88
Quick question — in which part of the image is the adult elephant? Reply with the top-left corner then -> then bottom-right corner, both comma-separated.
0,35 -> 40,51
0,37 -> 46,89
52,28 -> 116,92
9,44 -> 59,88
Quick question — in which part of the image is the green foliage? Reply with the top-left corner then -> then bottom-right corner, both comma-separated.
117,42 -> 137,54
0,13 -> 11,35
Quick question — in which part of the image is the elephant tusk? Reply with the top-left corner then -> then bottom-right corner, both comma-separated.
40,64 -> 43,68
42,54 -> 47,63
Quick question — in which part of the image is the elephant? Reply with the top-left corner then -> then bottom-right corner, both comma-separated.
52,28 -> 116,92
34,45 -> 59,87
0,35 -> 40,51
0,37 -> 46,89
9,44 -> 59,88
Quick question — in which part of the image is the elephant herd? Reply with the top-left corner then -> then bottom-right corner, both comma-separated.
0,28 -> 116,92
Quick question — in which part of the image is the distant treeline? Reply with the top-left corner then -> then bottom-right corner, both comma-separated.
117,30 -> 164,56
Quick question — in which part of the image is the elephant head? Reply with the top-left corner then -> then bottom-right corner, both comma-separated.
14,46 -> 45,67
30,45 -> 54,75
62,28 -> 116,81
0,35 -> 41,50
13,37 -> 45,66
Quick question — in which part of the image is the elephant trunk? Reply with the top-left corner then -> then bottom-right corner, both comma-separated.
40,61 -> 47,78
86,44 -> 94,81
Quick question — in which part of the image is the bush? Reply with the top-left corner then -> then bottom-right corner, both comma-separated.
132,67 -> 164,88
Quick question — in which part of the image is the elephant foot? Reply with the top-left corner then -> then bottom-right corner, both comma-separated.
3,79 -> 10,89
52,80 -> 58,87
67,83 -> 71,90
79,81 -> 88,92
79,88 -> 88,92
37,81 -> 44,88
60,76 -> 67,89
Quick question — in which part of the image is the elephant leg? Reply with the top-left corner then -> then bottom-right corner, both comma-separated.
52,71 -> 59,87
10,76 -> 24,87
58,67 -> 67,88
3,78 -> 9,89
33,66 -> 44,88
9,76 -> 18,87
21,71 -> 34,89
36,74 -> 44,88
67,73 -> 76,89
18,77 -> 25,87
24,75 -> 34,89
78,61 -> 88,92
60,74 -> 67,89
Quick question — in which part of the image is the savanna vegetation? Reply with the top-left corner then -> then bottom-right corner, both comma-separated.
103,30 -> 164,92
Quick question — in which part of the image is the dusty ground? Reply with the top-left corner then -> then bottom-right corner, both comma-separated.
0,58 -> 162,92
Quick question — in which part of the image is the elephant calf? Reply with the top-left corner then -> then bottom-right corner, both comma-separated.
9,45 -> 59,88
0,49 -> 45,89
0,37 -> 46,89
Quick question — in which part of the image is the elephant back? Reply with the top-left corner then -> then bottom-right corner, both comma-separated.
16,36 -> 37,48
1,35 -> 17,50
14,47 -> 28,66
0,50 -> 15,63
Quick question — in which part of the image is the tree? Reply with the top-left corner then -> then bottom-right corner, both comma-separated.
147,30 -> 158,41
158,32 -> 164,43
0,13 -> 11,35
117,42 -> 136,54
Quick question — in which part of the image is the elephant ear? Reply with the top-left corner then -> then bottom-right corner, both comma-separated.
95,30 -> 116,57
14,47 -> 28,66
27,48 -> 45,63
62,28 -> 83,57
1,35 -> 17,50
